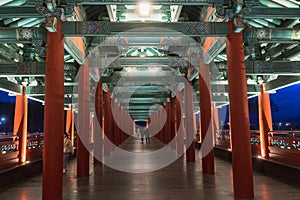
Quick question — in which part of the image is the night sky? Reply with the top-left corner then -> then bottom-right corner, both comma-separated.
270,83 -> 300,120
216,83 -> 300,124
0,83 -> 300,125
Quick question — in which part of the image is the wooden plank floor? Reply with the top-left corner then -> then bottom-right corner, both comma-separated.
0,137 -> 300,200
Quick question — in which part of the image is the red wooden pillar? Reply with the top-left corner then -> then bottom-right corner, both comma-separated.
160,107 -> 164,142
110,99 -> 116,145
258,84 -> 272,158
199,60 -> 215,174
114,101 -> 121,146
42,19 -> 64,200
176,90 -> 184,155
65,108 -> 75,147
226,21 -> 254,199
14,86 -> 28,164
212,107 -> 219,144
66,108 -> 75,147
165,101 -> 171,144
170,97 -> 176,150
77,61 -> 90,178
156,109 -> 161,140
185,81 -> 195,162
71,110 -> 75,147
94,79 -> 103,164
103,88 -> 113,155
66,109 -> 72,133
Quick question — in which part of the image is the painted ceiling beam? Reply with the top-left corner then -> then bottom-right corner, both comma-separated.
245,8 -> 300,19
0,77 -> 22,94
62,21 -> 229,37
244,27 -> 300,43
215,61 -> 300,75
102,75 -> 184,84
112,85 -> 169,93
193,82 -> 260,94
0,62 -> 45,77
64,38 -> 85,64
4,0 -> 26,6
0,7 -> 42,18
123,107 -> 162,111
263,76 -> 300,92
0,27 -> 46,44
204,37 -> 226,64
58,0 -> 214,5
114,92 -> 170,99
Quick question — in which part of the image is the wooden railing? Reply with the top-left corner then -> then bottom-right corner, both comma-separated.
216,130 -> 300,167
0,133 -> 44,171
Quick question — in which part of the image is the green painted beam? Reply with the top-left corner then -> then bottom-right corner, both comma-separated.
215,61 -> 300,75
123,106 -> 162,110
120,57 -> 170,66
113,85 -> 168,93
204,37 -> 226,64
26,85 -> 74,96
0,62 -> 45,77
0,78 -> 22,94
62,0 -> 214,5
244,27 -> 300,43
245,60 -> 300,75
64,38 -> 85,64
120,102 -> 163,105
0,7 -> 42,18
62,21 -> 228,37
263,76 -> 300,92
211,95 -> 229,103
102,75 -> 184,84
114,92 -> 170,99
245,8 -> 300,19
0,27 -> 46,44
129,110 -> 156,113
195,81 -> 260,95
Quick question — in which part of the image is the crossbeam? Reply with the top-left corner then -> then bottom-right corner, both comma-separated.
62,21 -> 229,37
263,76 -> 300,92
57,0 -> 215,5
245,8 -> 300,20
0,7 -> 42,18
0,78 -> 22,94
244,27 -> 300,43
215,61 -> 300,75
0,27 -> 46,44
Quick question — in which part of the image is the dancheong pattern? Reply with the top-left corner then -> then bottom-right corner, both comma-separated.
80,21 -> 111,35
182,22 -> 211,35
18,28 -> 34,41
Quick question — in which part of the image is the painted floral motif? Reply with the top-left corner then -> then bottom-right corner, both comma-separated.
19,28 -> 34,41
81,21 -> 110,35
183,22 -> 210,35
291,62 -> 300,72
255,29 -> 269,39
169,57 -> 185,67
255,61 -> 274,73
16,62 -> 33,74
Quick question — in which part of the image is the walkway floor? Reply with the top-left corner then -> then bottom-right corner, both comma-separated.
0,137 -> 300,200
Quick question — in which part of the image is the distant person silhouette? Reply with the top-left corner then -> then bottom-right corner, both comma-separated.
63,132 -> 74,173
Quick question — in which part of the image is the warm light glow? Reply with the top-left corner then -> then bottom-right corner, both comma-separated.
257,155 -> 262,159
139,3 -> 151,16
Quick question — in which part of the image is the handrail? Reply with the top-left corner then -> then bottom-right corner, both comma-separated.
215,129 -> 300,167
0,134 -> 44,165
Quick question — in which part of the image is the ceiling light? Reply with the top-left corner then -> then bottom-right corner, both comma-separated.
139,2 -> 151,16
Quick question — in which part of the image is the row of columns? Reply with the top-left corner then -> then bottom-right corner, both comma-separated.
39,19 -> 274,200
41,19 -> 134,200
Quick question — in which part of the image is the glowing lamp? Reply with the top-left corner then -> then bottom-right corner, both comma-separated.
139,3 -> 150,16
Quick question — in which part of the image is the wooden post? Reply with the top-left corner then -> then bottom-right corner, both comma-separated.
226,21 -> 254,199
